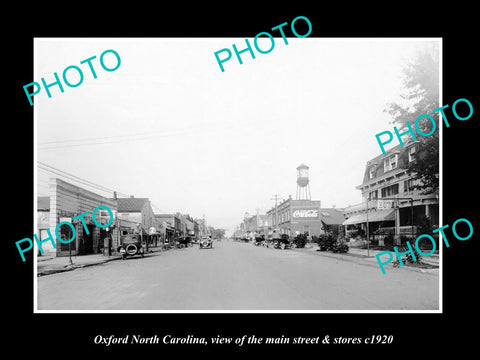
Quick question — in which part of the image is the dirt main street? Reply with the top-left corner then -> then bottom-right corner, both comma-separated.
36,239 -> 439,311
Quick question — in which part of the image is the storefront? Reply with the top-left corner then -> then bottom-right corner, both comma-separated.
49,178 -> 118,257
343,207 -> 396,244
267,198 -> 343,237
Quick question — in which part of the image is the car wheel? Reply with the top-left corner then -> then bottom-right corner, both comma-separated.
125,244 -> 138,256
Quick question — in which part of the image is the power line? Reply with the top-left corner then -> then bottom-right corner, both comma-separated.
37,161 -> 130,198
38,166 -> 114,195
37,123 -> 236,150
37,128 -> 197,150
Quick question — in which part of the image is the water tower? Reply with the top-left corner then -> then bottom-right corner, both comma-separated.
296,163 -> 311,200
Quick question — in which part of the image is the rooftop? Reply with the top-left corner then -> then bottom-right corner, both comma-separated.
117,197 -> 149,212
319,208 -> 345,225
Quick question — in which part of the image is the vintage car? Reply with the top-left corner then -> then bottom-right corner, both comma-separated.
199,234 -> 213,249
118,234 -> 144,259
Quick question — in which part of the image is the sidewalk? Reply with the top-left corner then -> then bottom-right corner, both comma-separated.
292,243 -> 439,274
36,246 -> 165,277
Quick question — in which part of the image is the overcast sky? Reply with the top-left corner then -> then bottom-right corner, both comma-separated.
35,37 -> 439,234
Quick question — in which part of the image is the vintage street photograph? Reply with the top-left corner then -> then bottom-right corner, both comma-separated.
34,37 -> 441,312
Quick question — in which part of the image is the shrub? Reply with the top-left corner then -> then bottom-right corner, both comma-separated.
384,231 -> 395,246
332,242 -> 349,253
293,234 -> 308,248
316,234 -> 336,251
316,234 -> 350,253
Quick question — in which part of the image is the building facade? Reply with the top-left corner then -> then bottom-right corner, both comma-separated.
343,140 -> 439,244
117,197 -> 156,231
45,178 -> 118,257
37,196 -> 54,256
266,196 -> 345,237
117,196 -> 160,248
241,212 -> 269,238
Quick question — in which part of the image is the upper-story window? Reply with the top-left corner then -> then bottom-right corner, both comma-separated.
368,165 -> 376,179
381,183 -> 399,197
368,190 -> 378,200
404,179 -> 415,193
384,154 -> 398,172
408,145 -> 416,163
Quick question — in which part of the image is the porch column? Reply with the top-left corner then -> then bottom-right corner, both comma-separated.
395,204 -> 401,245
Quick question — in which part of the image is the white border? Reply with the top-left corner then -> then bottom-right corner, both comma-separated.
33,37 -> 442,314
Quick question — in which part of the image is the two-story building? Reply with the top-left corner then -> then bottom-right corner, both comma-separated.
241,212 -> 269,238
266,196 -> 345,238
343,140 -> 439,244
117,196 -> 159,248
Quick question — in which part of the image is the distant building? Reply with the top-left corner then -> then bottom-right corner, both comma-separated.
266,196 -> 345,237
117,197 -> 156,230
117,196 -> 160,248
242,212 -> 269,238
195,218 -> 208,235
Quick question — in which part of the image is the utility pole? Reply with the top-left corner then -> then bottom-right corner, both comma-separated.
271,194 -> 281,230
366,198 -> 370,257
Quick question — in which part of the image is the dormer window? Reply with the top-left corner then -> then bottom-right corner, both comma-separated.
368,165 -> 376,179
408,145 -> 416,162
384,154 -> 398,172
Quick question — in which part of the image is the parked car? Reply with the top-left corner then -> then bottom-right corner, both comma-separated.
118,234 -> 144,259
199,235 -> 213,249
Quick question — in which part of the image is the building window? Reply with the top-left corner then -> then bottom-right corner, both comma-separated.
303,225 -> 310,236
404,179 -> 414,192
381,183 -> 399,197
383,154 -> 398,172
408,146 -> 416,162
368,190 -> 378,200
368,166 -> 376,179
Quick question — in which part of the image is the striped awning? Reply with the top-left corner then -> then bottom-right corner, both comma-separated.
343,209 -> 395,225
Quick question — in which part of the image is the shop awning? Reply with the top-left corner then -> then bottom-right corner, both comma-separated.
343,209 -> 395,225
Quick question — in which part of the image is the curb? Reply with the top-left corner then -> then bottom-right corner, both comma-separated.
36,246 -> 171,277
291,247 -> 439,275
37,256 -> 122,277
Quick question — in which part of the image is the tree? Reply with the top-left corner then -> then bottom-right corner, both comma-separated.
213,228 -> 226,239
207,225 -> 226,239
384,42 -> 439,194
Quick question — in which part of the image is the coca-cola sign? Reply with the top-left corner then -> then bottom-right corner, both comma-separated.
292,209 -> 319,219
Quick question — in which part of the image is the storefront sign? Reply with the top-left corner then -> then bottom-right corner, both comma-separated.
292,208 -> 319,219
377,200 -> 394,210
148,227 -> 158,235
